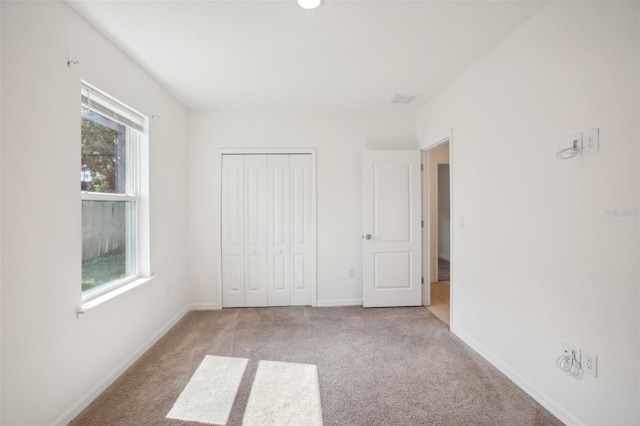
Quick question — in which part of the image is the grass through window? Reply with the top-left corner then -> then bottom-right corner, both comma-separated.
82,250 -> 126,292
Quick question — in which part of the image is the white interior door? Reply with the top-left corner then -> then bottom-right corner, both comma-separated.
244,155 -> 268,307
290,154 -> 313,306
362,150 -> 422,307
267,155 -> 291,306
221,152 -> 315,308
221,155 -> 245,308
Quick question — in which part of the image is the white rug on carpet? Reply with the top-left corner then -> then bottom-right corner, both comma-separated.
243,360 -> 323,426
167,355 -> 248,425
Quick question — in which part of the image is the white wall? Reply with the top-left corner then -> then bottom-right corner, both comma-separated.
188,110 -> 417,307
417,2 -> 639,425
0,3 -> 3,421
1,2 -> 190,424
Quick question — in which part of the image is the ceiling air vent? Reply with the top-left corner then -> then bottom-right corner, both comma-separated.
390,94 -> 416,104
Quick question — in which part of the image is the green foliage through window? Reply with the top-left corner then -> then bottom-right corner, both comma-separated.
81,111 -> 126,193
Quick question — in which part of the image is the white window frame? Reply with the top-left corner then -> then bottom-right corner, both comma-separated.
79,81 -> 151,312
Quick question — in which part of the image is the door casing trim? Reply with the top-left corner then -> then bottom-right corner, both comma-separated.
420,129 -> 453,327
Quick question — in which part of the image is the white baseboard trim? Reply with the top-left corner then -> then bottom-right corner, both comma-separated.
54,305 -> 191,426
438,254 -> 450,261
190,303 -> 222,310
450,325 -> 584,426
316,299 -> 363,307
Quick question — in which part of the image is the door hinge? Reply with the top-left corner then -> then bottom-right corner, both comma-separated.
421,220 -> 424,228
421,277 -> 424,284
421,164 -> 424,171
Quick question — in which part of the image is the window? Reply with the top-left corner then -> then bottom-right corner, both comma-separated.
81,82 -> 149,303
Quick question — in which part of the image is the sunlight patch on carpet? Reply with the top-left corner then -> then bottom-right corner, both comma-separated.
243,360 -> 323,426
167,355 -> 248,425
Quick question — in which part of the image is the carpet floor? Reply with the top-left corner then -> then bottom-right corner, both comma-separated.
71,307 -> 561,426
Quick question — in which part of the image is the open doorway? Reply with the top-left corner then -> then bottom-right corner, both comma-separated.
421,140 -> 451,326
437,164 -> 450,282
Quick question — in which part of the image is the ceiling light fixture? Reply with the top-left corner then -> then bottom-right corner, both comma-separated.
298,0 -> 322,10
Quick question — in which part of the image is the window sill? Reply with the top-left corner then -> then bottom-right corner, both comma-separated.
77,276 -> 155,317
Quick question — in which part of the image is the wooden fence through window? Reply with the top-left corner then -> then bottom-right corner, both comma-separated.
82,201 -> 127,262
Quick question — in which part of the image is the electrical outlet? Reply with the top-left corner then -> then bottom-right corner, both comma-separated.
347,267 -> 355,278
583,350 -> 597,377
583,129 -> 599,154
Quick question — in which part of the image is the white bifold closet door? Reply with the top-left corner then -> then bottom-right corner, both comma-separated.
221,154 -> 313,308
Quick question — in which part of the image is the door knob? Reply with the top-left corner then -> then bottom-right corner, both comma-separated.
365,234 -> 372,240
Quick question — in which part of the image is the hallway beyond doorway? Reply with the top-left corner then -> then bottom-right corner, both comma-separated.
427,282 -> 450,325
438,258 -> 450,281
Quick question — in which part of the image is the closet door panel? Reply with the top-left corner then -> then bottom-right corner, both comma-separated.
290,155 -> 313,306
244,155 -> 268,306
222,153 -> 314,308
267,155 -> 291,306
292,254 -> 306,290
221,155 -> 245,308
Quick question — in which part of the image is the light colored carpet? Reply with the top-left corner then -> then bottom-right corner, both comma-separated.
166,355 -> 247,425
70,306 -> 562,426
243,360 -> 322,426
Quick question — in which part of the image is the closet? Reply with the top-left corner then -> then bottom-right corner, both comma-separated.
221,154 -> 314,307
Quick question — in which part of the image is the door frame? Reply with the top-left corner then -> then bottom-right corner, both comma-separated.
420,130 -> 453,326
215,148 -> 318,308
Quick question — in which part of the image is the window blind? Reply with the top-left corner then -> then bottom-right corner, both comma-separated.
81,83 -> 146,132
